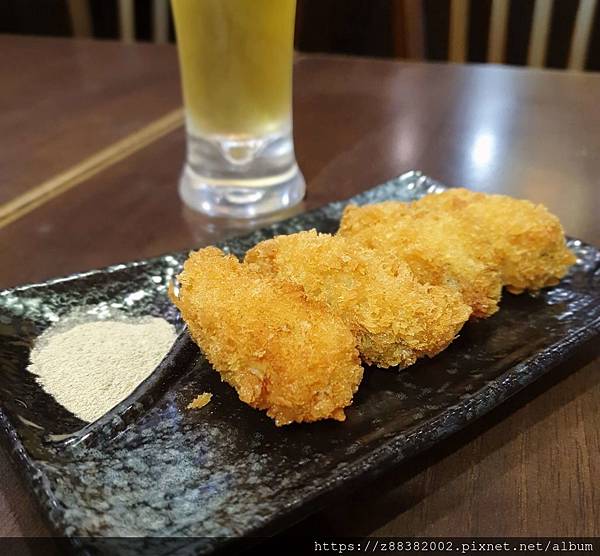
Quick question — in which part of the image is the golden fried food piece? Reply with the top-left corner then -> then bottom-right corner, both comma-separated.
414,189 -> 576,293
339,204 -> 503,318
245,230 -> 471,368
187,393 -> 212,410
171,247 -> 363,426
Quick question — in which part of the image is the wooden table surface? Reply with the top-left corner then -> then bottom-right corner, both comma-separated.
1,35 -> 599,545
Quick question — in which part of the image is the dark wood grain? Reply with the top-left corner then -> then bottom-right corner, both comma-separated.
0,35 -> 181,205
2,56 -> 600,288
285,344 -> 600,537
0,40 -> 599,543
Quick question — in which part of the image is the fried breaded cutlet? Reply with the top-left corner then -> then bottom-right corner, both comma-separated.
171,247 -> 363,426
245,230 -> 472,368
413,189 -> 576,293
339,204 -> 503,318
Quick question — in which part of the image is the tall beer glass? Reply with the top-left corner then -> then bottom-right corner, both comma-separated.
171,0 -> 305,218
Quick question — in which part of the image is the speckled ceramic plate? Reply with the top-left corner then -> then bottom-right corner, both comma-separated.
1,171 -> 599,554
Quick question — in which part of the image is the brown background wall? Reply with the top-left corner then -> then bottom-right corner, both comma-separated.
1,0 -> 599,71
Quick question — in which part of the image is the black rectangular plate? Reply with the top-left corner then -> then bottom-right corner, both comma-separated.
1,172 -> 599,554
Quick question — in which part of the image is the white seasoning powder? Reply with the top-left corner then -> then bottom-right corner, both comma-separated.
28,317 -> 177,423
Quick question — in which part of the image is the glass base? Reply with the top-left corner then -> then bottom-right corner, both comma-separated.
178,130 -> 306,218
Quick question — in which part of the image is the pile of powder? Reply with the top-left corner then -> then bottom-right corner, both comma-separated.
28,317 -> 177,423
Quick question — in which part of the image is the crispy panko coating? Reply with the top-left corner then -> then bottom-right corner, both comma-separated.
339,204 -> 503,318
187,392 -> 212,410
245,230 -> 471,368
171,247 -> 363,426
413,189 -> 576,293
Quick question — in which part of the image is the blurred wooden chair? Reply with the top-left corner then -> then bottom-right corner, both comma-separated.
67,0 -> 171,43
393,0 -> 597,71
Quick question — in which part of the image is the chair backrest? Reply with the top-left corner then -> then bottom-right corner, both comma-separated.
67,0 -> 171,44
394,0 -> 598,71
